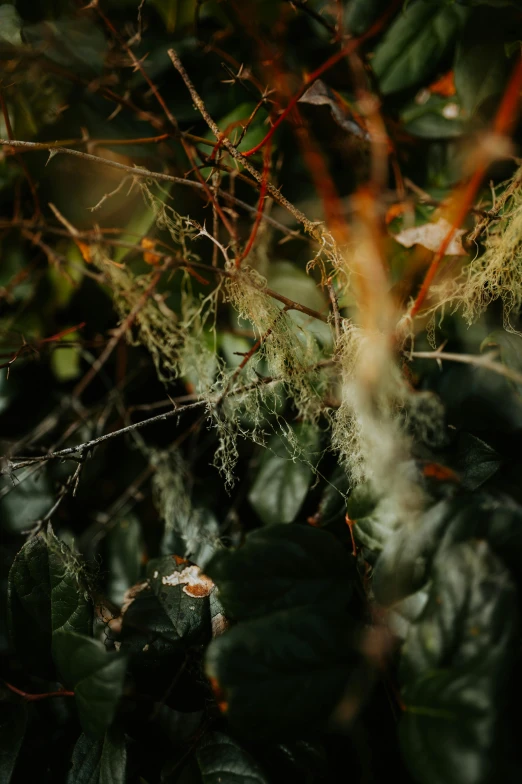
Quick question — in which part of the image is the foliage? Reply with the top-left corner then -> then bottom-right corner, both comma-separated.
2,1 -> 522,783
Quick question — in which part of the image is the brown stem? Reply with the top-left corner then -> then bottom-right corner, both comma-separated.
5,682 -> 74,701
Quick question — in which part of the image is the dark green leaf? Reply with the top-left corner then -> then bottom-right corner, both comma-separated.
147,557 -> 213,644
67,729 -> 127,784
248,425 -> 320,525
346,481 -> 379,520
401,94 -> 465,139
152,706 -> 203,746
372,1 -> 469,95
455,29 -> 509,118
315,466 -> 349,527
53,631 -> 127,737
0,702 -> 27,784
0,472 -> 53,535
205,524 -> 354,621
372,499 -> 453,606
399,541 -> 518,784
205,606 -> 356,738
345,0 -> 390,36
105,515 -> 143,606
7,531 -> 92,678
452,433 -> 502,490
99,729 -> 127,784
348,482 -> 398,561
24,18 -> 107,75
195,732 -> 268,784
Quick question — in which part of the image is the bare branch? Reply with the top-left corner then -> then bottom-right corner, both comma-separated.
0,139 -> 309,242
408,348 -> 522,386
167,49 -> 322,239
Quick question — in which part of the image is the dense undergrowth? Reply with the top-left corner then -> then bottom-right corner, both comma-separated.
2,1 -> 522,782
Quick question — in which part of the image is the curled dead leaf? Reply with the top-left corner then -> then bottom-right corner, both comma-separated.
392,218 -> 467,256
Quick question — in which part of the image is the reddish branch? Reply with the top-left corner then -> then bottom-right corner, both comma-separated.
409,53 -> 522,319
240,0 -> 402,158
5,682 -> 74,701
236,140 -> 272,267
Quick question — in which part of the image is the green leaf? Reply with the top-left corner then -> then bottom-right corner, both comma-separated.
0,6 -> 22,46
372,1 -> 469,95
267,262 -> 331,346
347,483 -> 397,561
195,732 -> 268,784
7,531 -> 92,678
452,433 -> 502,490
205,525 -> 358,737
67,729 -> 127,784
119,585 -> 188,667
152,706 -> 203,746
206,606 -> 356,738
24,18 -> 107,75
147,556 -> 213,643
105,515 -> 143,606
0,702 -> 27,784
401,94 -> 465,139
399,541 -> 518,784
315,466 -> 349,527
0,472 -> 54,535
455,29 -> 509,118
205,523 -> 354,621
248,424 -> 320,525
345,0 -> 390,36
53,631 -> 127,737
371,499 -> 453,606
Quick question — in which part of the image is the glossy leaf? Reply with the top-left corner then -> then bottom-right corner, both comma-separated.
7,532 -> 92,678
195,732 -> 268,784
372,1 -> 469,95
455,34 -> 509,118
0,473 -> 54,535
53,631 -> 127,737
206,606 -> 356,738
147,556 -> 213,643
400,541 -> 518,784
67,729 -> 127,784
105,514 -> 143,606
205,523 -> 354,621
248,425 -> 320,525
401,94 -> 465,139
345,0 -> 390,36
452,433 -> 502,490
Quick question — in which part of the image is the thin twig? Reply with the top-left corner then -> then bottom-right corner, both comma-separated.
167,49 -> 321,238
6,358 -> 335,472
73,264 -> 166,398
7,400 -> 207,471
282,0 -> 338,38
327,277 -> 341,342
4,683 -> 74,701
409,348 -> 522,386
0,90 -> 41,219
0,140 -> 309,242
1,213 -> 327,322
